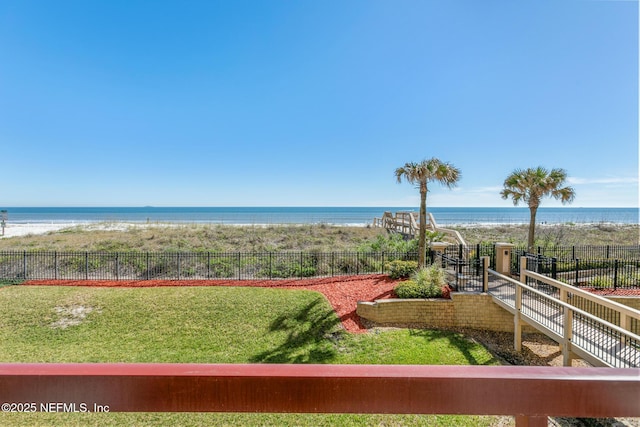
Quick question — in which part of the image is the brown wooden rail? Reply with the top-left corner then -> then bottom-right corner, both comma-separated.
0,364 -> 638,426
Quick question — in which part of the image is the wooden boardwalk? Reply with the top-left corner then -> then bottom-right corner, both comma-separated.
372,211 -> 467,247
488,271 -> 640,368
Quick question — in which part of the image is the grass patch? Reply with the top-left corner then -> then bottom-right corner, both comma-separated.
0,412 -> 498,426
0,285 -> 501,426
0,279 -> 23,287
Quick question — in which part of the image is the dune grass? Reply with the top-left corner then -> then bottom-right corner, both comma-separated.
0,285 -> 501,426
0,222 -> 636,253
0,223 -> 386,252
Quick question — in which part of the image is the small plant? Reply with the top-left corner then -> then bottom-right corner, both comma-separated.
386,260 -> 418,279
357,234 -> 419,253
394,264 -> 446,298
589,275 -> 614,288
412,264 -> 446,294
394,281 -> 427,298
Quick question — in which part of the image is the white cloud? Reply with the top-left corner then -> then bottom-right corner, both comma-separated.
568,176 -> 639,185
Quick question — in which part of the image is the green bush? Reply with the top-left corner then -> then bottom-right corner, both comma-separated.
357,234 -> 419,253
394,281 -> 424,298
588,274 -> 638,289
386,260 -> 418,279
589,275 -> 614,288
394,264 -> 446,298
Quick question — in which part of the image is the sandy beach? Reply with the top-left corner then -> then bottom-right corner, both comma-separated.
1,223 -> 76,238
0,222 -> 162,238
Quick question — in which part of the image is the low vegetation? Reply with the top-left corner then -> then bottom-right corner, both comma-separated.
394,264 -> 447,299
0,222 -> 636,253
454,223 -> 639,247
386,260 -> 419,279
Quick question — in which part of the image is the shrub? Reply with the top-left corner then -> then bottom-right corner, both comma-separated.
588,274 -> 637,289
357,234 -> 418,253
394,264 -> 446,298
412,264 -> 446,298
589,275 -> 613,288
394,281 -> 424,298
386,260 -> 418,279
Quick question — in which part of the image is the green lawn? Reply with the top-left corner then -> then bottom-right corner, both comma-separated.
0,286 -> 503,426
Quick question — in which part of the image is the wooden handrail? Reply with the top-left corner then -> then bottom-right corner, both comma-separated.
0,363 -> 638,426
524,269 -> 640,321
488,265 -> 640,368
490,269 -> 639,341
373,211 -> 467,248
428,213 -> 467,248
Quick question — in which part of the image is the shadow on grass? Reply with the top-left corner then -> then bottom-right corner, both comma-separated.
250,298 -> 342,364
408,329 -> 499,365
0,279 -> 23,288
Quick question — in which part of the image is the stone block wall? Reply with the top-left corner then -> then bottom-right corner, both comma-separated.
357,293 -> 536,333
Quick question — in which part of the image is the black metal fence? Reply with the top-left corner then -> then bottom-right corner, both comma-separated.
0,251 -> 418,281
429,244 -> 494,292
524,245 -> 640,261
435,243 -> 640,292
2,244 -> 639,291
522,253 -> 640,290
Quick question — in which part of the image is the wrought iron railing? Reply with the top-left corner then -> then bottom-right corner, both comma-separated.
521,253 -> 640,290
0,251 -> 418,281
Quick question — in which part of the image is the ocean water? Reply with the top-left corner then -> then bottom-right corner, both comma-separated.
0,207 -> 637,226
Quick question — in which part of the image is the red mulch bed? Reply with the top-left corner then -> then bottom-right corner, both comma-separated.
22,275 -> 399,333
580,287 -> 640,297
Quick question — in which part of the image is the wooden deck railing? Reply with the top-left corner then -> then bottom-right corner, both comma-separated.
0,363 -> 638,427
487,257 -> 640,368
372,211 -> 467,247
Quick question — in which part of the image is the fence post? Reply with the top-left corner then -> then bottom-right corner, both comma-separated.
331,253 -> 335,277
23,251 -> 27,280
482,256 -> 489,293
519,256 -> 527,284
85,252 -> 89,280
574,259 -> 580,286
613,259 -> 619,291
551,257 -> 557,280
381,252 -> 385,275
146,253 -> 150,280
562,307 -> 574,366
54,251 -> 58,280
237,253 -> 241,280
514,262 -> 527,353
115,253 -> 119,280
207,252 -> 211,279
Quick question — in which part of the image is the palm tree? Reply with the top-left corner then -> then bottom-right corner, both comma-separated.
500,167 -> 576,252
395,158 -> 461,267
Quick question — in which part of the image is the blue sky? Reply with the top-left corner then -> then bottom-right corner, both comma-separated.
1,0 -> 638,208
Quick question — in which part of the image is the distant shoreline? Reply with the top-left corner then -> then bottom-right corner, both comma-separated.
1,206 -> 637,228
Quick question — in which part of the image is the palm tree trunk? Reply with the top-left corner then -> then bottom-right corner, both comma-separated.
419,187 -> 427,268
527,207 -> 537,253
